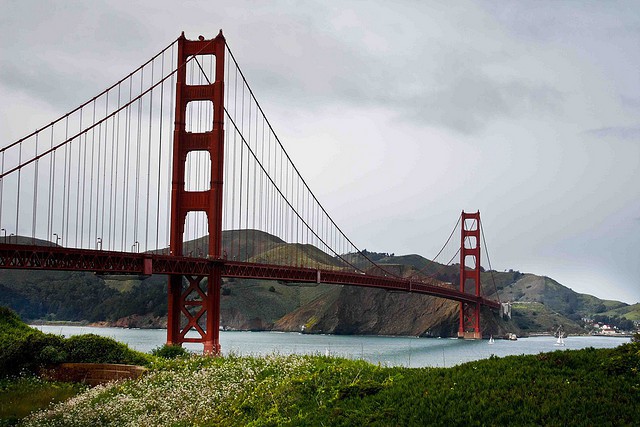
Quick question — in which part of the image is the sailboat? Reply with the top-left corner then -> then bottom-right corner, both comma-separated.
488,335 -> 495,345
554,326 -> 566,346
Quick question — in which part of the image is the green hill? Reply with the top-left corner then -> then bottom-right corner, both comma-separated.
0,230 -> 636,337
601,303 -> 640,321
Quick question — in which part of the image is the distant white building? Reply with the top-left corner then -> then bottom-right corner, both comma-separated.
601,325 -> 616,335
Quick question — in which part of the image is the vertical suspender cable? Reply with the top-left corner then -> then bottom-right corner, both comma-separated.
98,93 -> 108,246
15,141 -> 21,242
32,134 -> 38,242
63,116 -> 69,246
238,82 -> 244,259
156,51 -> 165,252
75,108 -> 84,247
121,78 -> 131,251
245,93 -> 251,259
252,102 -> 258,259
166,44 -> 175,254
134,68 -> 144,250
47,128 -> 54,242
230,64 -> 238,259
145,59 -> 154,252
109,84 -> 120,251
90,99 -> 98,246
479,218 -> 501,304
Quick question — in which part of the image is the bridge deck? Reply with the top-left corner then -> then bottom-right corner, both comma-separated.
0,244 -> 500,309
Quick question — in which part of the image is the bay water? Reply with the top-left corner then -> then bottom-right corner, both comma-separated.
32,325 -> 630,368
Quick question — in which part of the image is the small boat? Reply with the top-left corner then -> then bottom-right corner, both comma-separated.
488,335 -> 495,345
554,325 -> 566,346
507,333 -> 518,341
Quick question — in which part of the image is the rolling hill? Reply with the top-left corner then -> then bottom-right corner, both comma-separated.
0,230 -> 636,337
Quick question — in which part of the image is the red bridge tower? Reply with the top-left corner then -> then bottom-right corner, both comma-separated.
167,32 -> 226,354
458,211 -> 482,339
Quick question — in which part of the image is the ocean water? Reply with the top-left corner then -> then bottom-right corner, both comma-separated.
32,325 -> 631,368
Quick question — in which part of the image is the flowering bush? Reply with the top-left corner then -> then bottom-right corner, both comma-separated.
151,344 -> 190,359
23,354 -> 314,426
20,346 -> 640,426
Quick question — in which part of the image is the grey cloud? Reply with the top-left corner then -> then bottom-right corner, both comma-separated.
0,58 -> 120,113
584,126 -> 640,141
2,0 -> 639,303
621,96 -> 640,111
0,1 -> 151,111
245,39 -> 564,134
397,75 -> 564,134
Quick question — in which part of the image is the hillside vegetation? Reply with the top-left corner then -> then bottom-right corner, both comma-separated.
1,230 -> 637,337
1,304 -> 639,426
0,307 -> 151,378
21,342 -> 640,426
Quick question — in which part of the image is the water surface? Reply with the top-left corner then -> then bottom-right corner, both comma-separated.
32,325 -> 630,368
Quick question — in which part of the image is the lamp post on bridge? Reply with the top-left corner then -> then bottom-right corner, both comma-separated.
53,233 -> 60,247
0,229 -> 5,243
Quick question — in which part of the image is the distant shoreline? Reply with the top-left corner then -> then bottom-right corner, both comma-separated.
28,321 -> 636,339
29,320 -> 166,330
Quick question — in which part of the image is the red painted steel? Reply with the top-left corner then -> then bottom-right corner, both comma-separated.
167,31 -> 226,354
458,211 -> 483,339
0,245 -> 500,310
0,33 -> 502,353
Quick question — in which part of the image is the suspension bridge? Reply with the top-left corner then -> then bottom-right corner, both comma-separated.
0,31 -> 500,354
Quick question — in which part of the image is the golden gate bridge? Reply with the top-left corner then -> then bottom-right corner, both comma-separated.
0,31 -> 500,354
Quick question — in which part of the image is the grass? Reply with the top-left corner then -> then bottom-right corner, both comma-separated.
602,303 -> 640,321
2,308 -> 639,425
221,279 -> 337,327
510,301 -> 582,333
18,342 -> 640,426
0,377 -> 85,426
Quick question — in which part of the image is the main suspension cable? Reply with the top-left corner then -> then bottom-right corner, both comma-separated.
480,218 -> 501,304
223,43 -> 402,279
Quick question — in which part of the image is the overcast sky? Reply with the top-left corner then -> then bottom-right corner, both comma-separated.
1,1 -> 639,304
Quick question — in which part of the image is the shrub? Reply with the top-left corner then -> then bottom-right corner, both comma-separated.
0,306 -> 31,335
151,344 -> 190,359
63,334 -> 150,366
604,341 -> 640,376
38,345 -> 68,365
1,307 -> 152,378
0,329 -> 66,377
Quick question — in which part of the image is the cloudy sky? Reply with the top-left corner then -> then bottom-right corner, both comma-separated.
1,1 -> 639,303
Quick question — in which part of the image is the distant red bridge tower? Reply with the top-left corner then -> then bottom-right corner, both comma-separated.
458,211 -> 482,339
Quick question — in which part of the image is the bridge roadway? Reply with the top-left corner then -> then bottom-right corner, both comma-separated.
0,243 -> 500,309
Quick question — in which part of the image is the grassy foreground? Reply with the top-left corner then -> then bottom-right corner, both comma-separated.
0,377 -> 85,426
18,342 -> 640,426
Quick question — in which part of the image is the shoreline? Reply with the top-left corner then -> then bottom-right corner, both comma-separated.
28,322 -> 637,339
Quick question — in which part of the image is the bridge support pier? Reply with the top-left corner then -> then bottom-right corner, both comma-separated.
458,302 -> 481,339
166,269 -> 222,354
458,211 -> 482,339
204,268 -> 222,355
